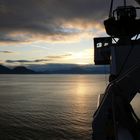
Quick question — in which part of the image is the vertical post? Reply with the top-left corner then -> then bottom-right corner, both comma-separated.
124,0 -> 126,6
109,0 -> 114,17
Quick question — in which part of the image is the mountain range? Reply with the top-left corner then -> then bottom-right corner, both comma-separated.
0,65 -> 35,74
0,64 -> 110,74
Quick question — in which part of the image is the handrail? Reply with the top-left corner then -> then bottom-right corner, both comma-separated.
93,63 -> 140,140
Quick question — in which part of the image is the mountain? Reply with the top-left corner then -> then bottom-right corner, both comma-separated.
0,64 -> 110,74
0,65 -> 12,74
28,64 -> 81,72
12,66 -> 36,74
28,64 -> 110,74
0,65 -> 36,74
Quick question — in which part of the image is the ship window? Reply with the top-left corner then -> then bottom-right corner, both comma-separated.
104,43 -> 109,46
132,34 -> 140,40
97,42 -> 102,48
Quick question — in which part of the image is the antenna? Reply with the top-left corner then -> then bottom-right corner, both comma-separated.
124,0 -> 126,6
109,0 -> 114,17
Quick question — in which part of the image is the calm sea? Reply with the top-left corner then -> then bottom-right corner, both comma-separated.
0,75 -> 139,140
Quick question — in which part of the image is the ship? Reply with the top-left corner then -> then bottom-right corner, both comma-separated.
92,0 -> 140,140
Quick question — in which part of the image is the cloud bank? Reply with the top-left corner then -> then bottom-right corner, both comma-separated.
5,53 -> 73,64
0,50 -> 13,53
0,0 -> 138,44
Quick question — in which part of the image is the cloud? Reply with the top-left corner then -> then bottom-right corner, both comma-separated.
47,54 -> 72,59
0,50 -> 14,53
0,0 -> 138,43
5,53 -> 73,64
34,59 -> 50,62
0,60 -> 3,64
6,59 -> 49,63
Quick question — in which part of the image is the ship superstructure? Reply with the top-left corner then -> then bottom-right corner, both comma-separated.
92,0 -> 140,139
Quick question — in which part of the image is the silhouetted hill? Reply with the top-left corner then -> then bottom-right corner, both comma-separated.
0,65 -> 12,74
39,64 -> 110,74
0,65 -> 36,74
12,66 -> 36,74
0,64 -> 110,74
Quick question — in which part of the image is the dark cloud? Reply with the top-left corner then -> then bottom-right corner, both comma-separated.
6,59 -> 49,63
47,54 -> 72,59
34,59 -> 50,62
6,60 -> 31,63
0,31 -> 32,43
6,53 -> 72,64
5,51 -> 72,63
0,50 -> 13,53
0,0 -> 139,43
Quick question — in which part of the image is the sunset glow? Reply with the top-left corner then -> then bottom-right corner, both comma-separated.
0,0 -> 138,67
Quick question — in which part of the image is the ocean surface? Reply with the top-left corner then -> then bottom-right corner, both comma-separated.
0,74 -> 139,140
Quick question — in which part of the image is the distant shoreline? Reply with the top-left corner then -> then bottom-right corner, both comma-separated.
0,64 -> 110,74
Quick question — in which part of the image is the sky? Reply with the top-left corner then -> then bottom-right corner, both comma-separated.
0,0 -> 139,66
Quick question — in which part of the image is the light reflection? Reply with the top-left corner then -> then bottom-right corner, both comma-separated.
76,83 -> 87,96
73,81 -> 89,116
71,75 -> 107,118
69,79 -> 93,131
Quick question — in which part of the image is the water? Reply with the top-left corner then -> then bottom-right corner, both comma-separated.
0,75 -> 139,140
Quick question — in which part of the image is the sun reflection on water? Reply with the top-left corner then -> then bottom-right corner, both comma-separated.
76,82 -> 87,96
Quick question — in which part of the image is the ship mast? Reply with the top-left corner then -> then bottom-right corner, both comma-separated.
109,0 -> 127,18
124,0 -> 126,6
109,0 -> 113,17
